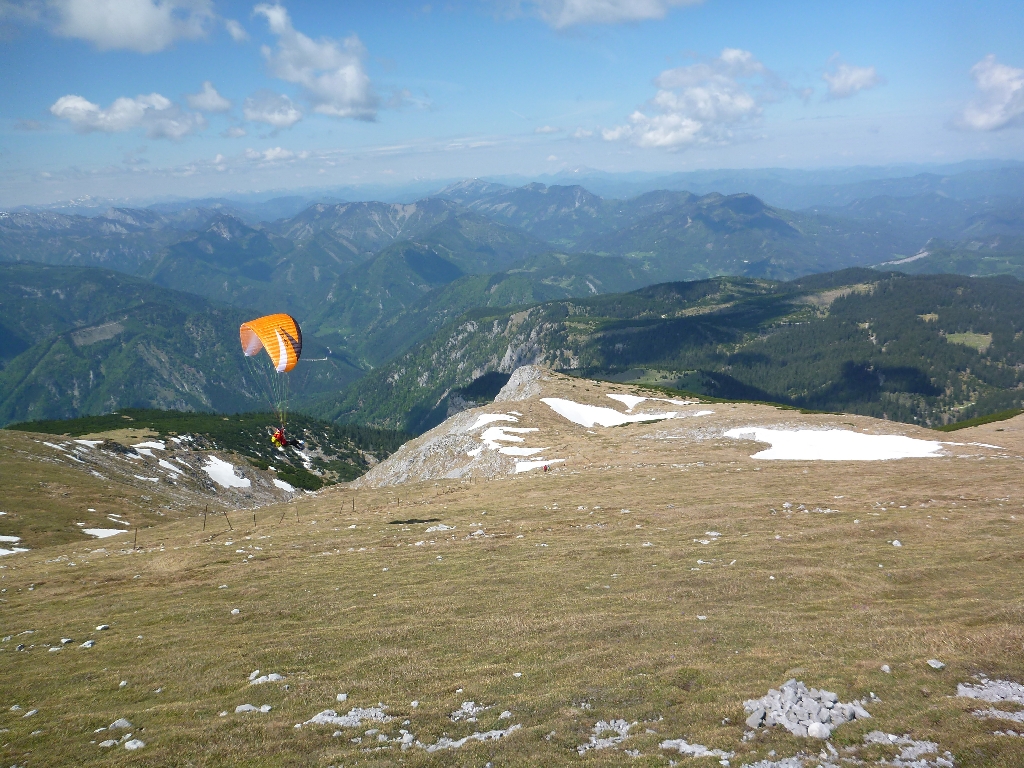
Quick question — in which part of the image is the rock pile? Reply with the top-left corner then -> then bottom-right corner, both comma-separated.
744,679 -> 871,739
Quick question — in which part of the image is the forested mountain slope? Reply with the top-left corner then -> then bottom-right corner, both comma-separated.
324,269 -> 1024,433
0,264 -> 360,425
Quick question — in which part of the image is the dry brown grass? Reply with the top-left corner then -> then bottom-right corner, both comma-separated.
1,377 -> 1023,766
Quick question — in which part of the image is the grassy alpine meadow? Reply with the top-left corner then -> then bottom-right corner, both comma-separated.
2,398 -> 1024,766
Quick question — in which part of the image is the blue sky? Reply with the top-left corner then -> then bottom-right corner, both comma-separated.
1,0 -> 1023,205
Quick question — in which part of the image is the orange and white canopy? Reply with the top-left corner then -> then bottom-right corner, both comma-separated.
239,314 -> 302,373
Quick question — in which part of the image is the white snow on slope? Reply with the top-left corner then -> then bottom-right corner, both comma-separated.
607,394 -> 697,410
273,478 -> 296,492
470,413 -> 518,429
203,456 -> 251,488
133,441 -> 165,450
74,439 -> 104,448
0,547 -> 29,556
542,398 -> 676,428
83,528 -> 129,538
158,459 -> 181,475
479,426 -> 546,456
0,535 -> 20,543
607,394 -> 647,410
725,427 -> 944,461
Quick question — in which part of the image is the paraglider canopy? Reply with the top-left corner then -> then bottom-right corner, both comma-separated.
239,314 -> 302,373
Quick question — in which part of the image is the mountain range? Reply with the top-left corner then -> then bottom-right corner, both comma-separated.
3,171 -> 1024,430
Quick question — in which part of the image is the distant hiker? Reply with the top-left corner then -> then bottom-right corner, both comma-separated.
543,464 -> 548,472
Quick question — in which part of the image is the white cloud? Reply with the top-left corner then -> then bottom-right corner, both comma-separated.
528,0 -> 700,28
222,126 -> 247,138
956,55 -> 1024,131
603,48 -> 776,150
244,146 -> 296,162
254,3 -> 377,120
49,92 -> 205,139
52,0 -> 213,53
822,60 -> 882,99
534,124 -> 561,133
571,127 -> 593,139
186,81 -> 231,112
242,90 -> 302,128
224,17 -> 247,41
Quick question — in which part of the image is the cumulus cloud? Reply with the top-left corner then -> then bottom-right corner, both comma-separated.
242,90 -> 302,128
822,59 -> 882,99
956,55 -> 1024,131
535,124 -> 561,133
52,0 -> 214,53
526,0 -> 700,28
254,3 -> 377,120
186,81 -> 231,112
571,127 -> 593,138
49,92 -> 205,139
222,125 -> 247,138
224,17 -> 247,41
603,48 -> 777,149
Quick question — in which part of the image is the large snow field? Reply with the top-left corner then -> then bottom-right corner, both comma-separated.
725,427 -> 944,461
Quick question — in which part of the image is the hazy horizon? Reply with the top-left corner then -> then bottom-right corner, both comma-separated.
2,0 -> 1023,207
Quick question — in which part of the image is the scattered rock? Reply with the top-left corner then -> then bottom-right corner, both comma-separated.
807,722 -> 831,739
96,624 -> 109,631
123,738 -> 145,750
303,706 -> 392,729
743,679 -> 870,739
451,701 -> 487,722
881,665 -> 891,674
249,673 -> 284,685
98,739 -> 117,748
659,738 -> 734,759
578,719 -> 633,754
80,640 -> 95,648
418,724 -> 521,752
927,659 -> 946,670
109,718 -> 132,730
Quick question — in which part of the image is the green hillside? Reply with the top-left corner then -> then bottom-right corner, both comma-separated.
579,193 -> 924,280
0,263 -> 361,425
324,269 -> 1024,432
878,236 -> 1024,280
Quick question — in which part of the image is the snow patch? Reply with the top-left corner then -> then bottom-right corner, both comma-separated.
83,529 -> 128,539
203,456 -> 251,488
725,427 -> 944,461
542,397 -> 676,428
469,413 -> 518,430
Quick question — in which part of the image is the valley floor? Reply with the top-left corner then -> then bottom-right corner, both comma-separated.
2,373 -> 1023,766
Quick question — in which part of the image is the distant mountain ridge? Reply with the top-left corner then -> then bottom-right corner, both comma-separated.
320,269 -> 1024,434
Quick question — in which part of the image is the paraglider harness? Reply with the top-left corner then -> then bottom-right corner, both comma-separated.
271,428 -> 288,448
